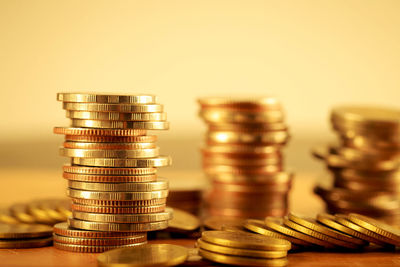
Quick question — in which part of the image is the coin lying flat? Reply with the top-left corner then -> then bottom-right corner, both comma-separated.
197,238 -> 287,259
61,147 -> 160,158
70,203 -> 166,214
57,93 -> 157,104
0,223 -> 52,239
71,156 -> 172,168
207,131 -> 289,145
0,237 -> 53,249
66,111 -> 167,121
53,234 -> 147,246
65,134 -> 157,143
199,109 -> 284,124
63,102 -> 163,113
54,241 -> 147,253
201,230 -> 291,251
54,127 -> 146,136
63,172 -> 157,183
67,188 -> 169,201
72,209 -> 173,223
71,119 -> 169,130
62,165 -> 157,175
198,96 -> 282,110
54,222 -> 145,238
67,179 -> 168,192
63,141 -> 157,150
167,208 -> 200,231
97,244 -> 188,267
71,198 -> 167,207
198,248 -> 288,267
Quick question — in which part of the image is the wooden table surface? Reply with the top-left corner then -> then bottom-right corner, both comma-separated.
1,168 -> 400,267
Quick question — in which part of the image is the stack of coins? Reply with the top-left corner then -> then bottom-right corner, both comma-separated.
54,92 -> 172,252
0,223 -> 53,249
198,97 -> 293,218
197,230 -> 290,266
312,106 -> 400,222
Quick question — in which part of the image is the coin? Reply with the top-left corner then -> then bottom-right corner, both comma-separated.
203,217 -> 245,230
54,241 -> 147,253
53,234 -> 147,246
67,179 -> 168,192
209,172 -> 293,184
63,165 -> 157,175
71,203 -> 166,214
57,93 -> 157,104
65,134 -> 157,143
0,237 -> 53,249
0,223 -> 52,239
71,156 -> 172,167
63,172 -> 157,183
203,156 -> 281,167
204,144 -> 280,155
208,122 -> 287,132
97,244 -> 188,267
71,198 -> 167,207
167,208 -> 200,231
207,131 -> 289,145
26,202 -> 62,224
201,230 -> 291,251
67,188 -> 169,201
54,127 -> 146,136
9,203 -> 38,224
61,147 -> 160,158
198,248 -> 288,267
63,141 -> 157,150
68,217 -> 169,232
63,102 -> 164,112
197,238 -> 287,259
199,109 -> 284,123
0,209 -> 19,224
72,209 -> 172,223
70,119 -> 169,130
198,96 -> 282,110
66,110 -> 167,121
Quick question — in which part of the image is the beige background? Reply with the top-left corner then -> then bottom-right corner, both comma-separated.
0,0 -> 399,171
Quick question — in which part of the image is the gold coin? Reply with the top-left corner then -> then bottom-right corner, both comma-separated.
68,217 -> 169,232
57,93 -> 157,104
264,217 -> 326,247
244,219 -> 312,247
283,218 -> 356,249
72,198 -> 167,207
204,165 -> 281,175
204,144 -> 279,155
72,209 -> 172,223
71,203 -> 166,214
316,213 -> 369,246
288,213 -> 365,246
0,237 -> 53,249
67,179 -> 168,192
201,230 -> 291,251
33,199 -> 70,222
63,102 -> 163,112
63,172 -> 157,183
60,147 -> 160,159
54,240 -> 146,253
63,164 -> 157,175
0,223 -> 52,239
54,127 -> 146,136
71,156 -> 172,167
208,122 -> 287,132
53,222 -> 145,238
97,244 -> 188,267
70,119 -> 170,130
203,156 -> 281,167
198,248 -> 288,267
203,217 -> 245,230
27,201 -> 64,223
9,203 -> 38,224
221,225 -> 249,233
167,208 -> 200,231
348,213 -> 400,246
207,131 -> 289,145
66,110 -> 167,121
209,172 -> 293,184
199,109 -> 284,123
53,234 -> 147,246
0,209 -> 19,224
63,141 -> 157,150
67,188 -> 169,201
334,214 -> 391,246
197,238 -> 287,259
65,134 -> 157,143
198,96 -> 282,110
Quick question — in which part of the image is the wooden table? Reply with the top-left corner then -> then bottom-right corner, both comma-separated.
0,168 -> 399,267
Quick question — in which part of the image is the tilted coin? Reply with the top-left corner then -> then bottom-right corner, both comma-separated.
199,108 -> 284,123
167,208 -> 200,231
203,217 -> 245,230
348,213 -> 400,246
71,203 -> 166,214
60,147 -> 160,159
201,230 -> 291,251
72,209 -> 173,223
63,172 -> 157,183
63,164 -> 157,175
67,178 -> 168,191
9,203 -> 38,224
0,237 -> 53,249
97,244 -> 188,267
54,127 -> 146,136
0,209 -> 19,224
71,119 -> 169,130
67,188 -> 169,201
0,223 -> 52,239
28,200 -> 66,222
53,234 -> 147,246
57,93 -> 157,104
63,102 -> 163,112
66,110 -> 167,121
71,198 -> 167,207
53,222 -> 145,238
71,156 -> 172,167
68,217 -> 169,232
54,241 -> 146,253
63,141 -> 157,150
198,248 -> 288,267
65,134 -> 157,143
197,238 -> 287,259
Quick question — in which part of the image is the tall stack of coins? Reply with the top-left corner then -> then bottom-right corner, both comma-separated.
54,93 -> 172,252
312,106 -> 400,223
198,97 -> 293,218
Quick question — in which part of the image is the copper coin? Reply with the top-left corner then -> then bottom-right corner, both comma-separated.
65,134 -> 157,143
63,165 -> 157,175
63,172 -> 157,183
71,198 -> 167,207
53,234 -> 147,246
53,222 -> 145,238
54,127 -> 146,136
71,203 -> 166,214
54,240 -> 147,253
63,141 -> 157,150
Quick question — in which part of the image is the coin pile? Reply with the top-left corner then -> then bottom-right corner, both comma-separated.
197,230 -> 290,266
198,97 -> 293,218
54,92 -> 172,252
312,106 -> 400,223
0,223 -> 53,249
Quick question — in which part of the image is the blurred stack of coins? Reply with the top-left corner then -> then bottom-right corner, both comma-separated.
198,97 -> 293,219
54,92 -> 172,252
0,223 -> 53,249
312,106 -> 400,223
167,189 -> 202,215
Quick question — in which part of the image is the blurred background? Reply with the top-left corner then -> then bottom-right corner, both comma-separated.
0,0 -> 399,172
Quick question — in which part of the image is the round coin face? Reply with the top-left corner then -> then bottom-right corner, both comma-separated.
97,244 -> 188,267
0,223 -> 52,239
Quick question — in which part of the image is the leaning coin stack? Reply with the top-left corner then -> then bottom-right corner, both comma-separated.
312,106 -> 400,223
198,97 -> 293,218
53,92 -> 172,252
